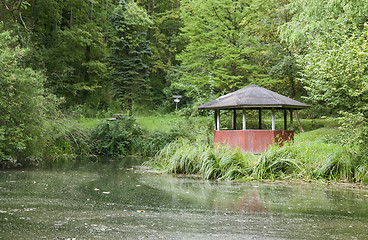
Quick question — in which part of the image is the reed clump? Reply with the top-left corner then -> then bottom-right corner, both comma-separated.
148,132 -> 368,183
148,138 -> 256,180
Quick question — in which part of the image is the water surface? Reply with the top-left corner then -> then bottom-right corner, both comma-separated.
1,157 -> 368,239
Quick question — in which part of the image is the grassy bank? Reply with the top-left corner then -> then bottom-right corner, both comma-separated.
147,121 -> 368,184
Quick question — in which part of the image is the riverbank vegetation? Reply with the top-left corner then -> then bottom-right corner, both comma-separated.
147,123 -> 368,184
1,0 -> 368,184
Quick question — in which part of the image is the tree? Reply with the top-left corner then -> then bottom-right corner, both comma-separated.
136,0 -> 184,107
299,27 -> 368,114
109,0 -> 153,115
0,26 -> 59,164
36,0 -> 114,107
0,0 -> 117,109
279,0 -> 368,113
177,0 -> 263,95
0,0 -> 32,31
279,0 -> 368,52
298,25 -> 368,160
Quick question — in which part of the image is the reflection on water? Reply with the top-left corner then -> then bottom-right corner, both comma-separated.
1,157 -> 368,239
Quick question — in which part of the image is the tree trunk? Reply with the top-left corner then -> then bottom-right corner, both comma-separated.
294,110 -> 304,132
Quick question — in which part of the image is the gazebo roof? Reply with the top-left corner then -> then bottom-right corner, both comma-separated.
198,84 -> 309,110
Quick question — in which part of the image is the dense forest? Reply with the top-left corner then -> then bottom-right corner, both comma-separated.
1,0 -> 368,169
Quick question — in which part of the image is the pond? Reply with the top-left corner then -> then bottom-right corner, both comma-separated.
1,157 -> 368,239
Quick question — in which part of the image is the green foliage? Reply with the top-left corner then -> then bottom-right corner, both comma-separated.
279,0 -> 368,156
41,119 -> 94,168
0,27 -> 60,167
109,1 -> 153,114
137,0 -> 184,107
89,114 -> 188,157
299,28 -> 368,113
138,131 -> 178,157
177,0 -> 263,94
252,140 -> 365,182
338,113 -> 368,166
23,0 -> 115,107
149,126 -> 368,183
149,138 -> 255,180
91,116 -> 145,156
253,144 -> 302,180
279,0 -> 368,51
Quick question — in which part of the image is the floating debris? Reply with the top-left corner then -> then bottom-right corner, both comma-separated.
102,192 -> 110,194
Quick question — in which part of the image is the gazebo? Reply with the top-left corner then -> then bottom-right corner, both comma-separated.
198,84 -> 309,153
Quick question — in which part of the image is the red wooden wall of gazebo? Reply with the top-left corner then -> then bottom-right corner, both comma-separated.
214,129 -> 293,153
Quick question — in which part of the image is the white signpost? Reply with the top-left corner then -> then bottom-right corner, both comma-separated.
172,95 -> 182,110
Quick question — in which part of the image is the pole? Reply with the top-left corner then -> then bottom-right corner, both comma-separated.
290,109 -> 294,131
284,109 -> 287,130
259,109 -> 262,129
242,108 -> 246,130
214,110 -> 217,130
217,110 -> 220,130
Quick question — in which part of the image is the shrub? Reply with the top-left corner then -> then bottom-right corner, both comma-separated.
91,116 -> 144,155
0,28 -> 61,168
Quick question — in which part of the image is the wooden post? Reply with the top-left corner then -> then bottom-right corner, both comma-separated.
214,110 -> 217,130
242,108 -> 246,130
217,110 -> 221,130
290,109 -> 293,131
272,108 -> 275,130
284,109 -> 287,130
232,109 -> 236,130
259,109 -> 262,129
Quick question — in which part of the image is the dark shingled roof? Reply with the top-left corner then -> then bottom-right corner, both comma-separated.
198,84 -> 309,110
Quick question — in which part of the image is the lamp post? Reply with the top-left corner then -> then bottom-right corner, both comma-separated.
172,95 -> 182,110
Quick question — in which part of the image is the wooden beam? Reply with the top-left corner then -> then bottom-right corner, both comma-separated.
232,109 -> 236,130
217,110 -> 221,130
242,108 -> 246,130
214,110 -> 217,130
290,109 -> 293,131
284,109 -> 287,130
259,109 -> 262,129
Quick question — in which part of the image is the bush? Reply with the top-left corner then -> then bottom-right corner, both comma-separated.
91,116 -> 144,155
338,112 -> 368,162
0,28 -> 61,167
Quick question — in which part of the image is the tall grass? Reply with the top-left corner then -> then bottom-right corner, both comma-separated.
148,138 -> 256,180
148,127 -> 368,183
252,142 -> 357,181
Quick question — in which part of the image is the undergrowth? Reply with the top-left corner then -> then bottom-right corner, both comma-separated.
148,138 -> 256,180
147,133 -> 368,183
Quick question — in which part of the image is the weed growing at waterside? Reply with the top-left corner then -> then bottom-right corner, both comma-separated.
148,138 -> 256,180
148,126 -> 368,183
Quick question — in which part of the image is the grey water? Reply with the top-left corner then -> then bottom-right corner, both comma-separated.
1,157 -> 368,239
